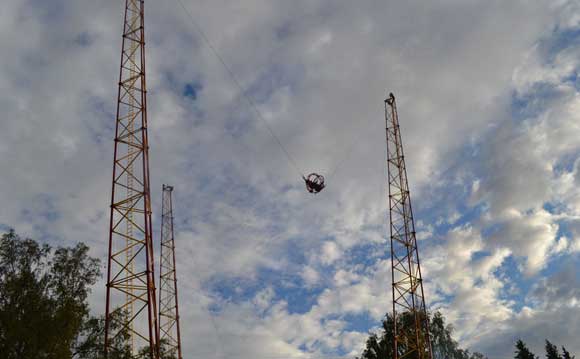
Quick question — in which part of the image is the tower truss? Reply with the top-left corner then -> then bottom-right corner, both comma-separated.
385,93 -> 432,359
159,185 -> 183,359
104,0 -> 159,357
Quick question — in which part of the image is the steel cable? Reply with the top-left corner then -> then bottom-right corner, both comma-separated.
174,0 -> 304,178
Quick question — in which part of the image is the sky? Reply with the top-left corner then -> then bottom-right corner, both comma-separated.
1,0 -> 580,358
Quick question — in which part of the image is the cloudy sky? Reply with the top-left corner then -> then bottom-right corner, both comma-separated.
1,0 -> 580,358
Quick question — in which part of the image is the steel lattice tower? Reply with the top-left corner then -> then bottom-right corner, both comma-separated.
104,0 -> 159,357
159,185 -> 183,359
385,93 -> 432,359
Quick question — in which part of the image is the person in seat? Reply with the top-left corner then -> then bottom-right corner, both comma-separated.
303,173 -> 325,194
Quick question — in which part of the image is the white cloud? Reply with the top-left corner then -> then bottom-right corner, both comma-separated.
489,209 -> 558,275
570,237 -> 580,252
320,241 -> 341,265
551,236 -> 569,254
301,265 -> 320,287
2,0 -> 580,358
473,262 -> 580,356
422,225 -> 513,345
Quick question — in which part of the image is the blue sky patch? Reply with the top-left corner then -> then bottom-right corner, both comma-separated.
183,82 -> 201,100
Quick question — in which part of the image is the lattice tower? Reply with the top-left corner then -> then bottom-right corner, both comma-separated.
104,0 -> 159,357
385,93 -> 432,359
159,185 -> 183,359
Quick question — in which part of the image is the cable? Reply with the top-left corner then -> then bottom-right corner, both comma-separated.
326,108 -> 384,180
174,0 -> 304,177
327,141 -> 358,179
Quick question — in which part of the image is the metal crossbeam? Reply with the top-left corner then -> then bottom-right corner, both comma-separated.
385,93 -> 432,359
104,0 -> 159,358
159,185 -> 183,359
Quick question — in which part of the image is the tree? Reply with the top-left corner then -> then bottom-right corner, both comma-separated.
562,347 -> 575,359
137,339 -> 178,359
357,311 -> 487,359
546,340 -> 562,359
71,310 -> 132,359
430,311 -> 469,359
0,230 -> 101,358
515,339 -> 537,359
358,318 -> 393,359
0,230 -> 163,358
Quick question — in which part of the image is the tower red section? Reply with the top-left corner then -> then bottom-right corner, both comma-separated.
385,93 -> 432,359
104,0 -> 159,357
159,185 -> 183,359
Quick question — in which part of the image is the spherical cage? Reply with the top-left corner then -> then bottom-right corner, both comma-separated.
307,173 -> 324,186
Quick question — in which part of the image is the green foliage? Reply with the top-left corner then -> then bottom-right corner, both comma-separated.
0,229 -> 101,359
546,340 -> 562,359
4,229 -> 579,359
513,339 -> 576,359
562,347 -> 575,359
358,317 -> 394,359
0,229 -> 174,359
430,311 -> 473,359
137,339 -> 178,359
72,310 -> 133,359
356,311 -> 487,359
515,339 -> 537,359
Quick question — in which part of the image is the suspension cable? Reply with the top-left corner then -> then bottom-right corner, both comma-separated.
174,0 -> 304,177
